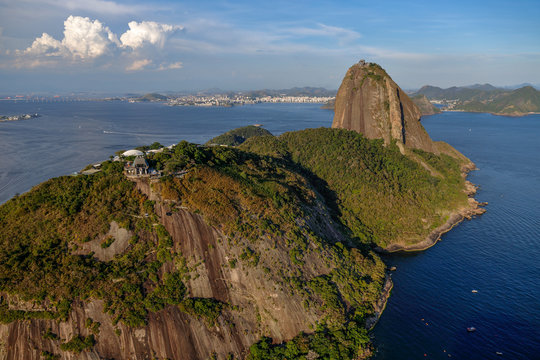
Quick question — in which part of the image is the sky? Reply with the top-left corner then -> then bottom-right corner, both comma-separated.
1,0 -> 539,93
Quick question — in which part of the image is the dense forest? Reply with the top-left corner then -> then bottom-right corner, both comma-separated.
241,128 -> 469,247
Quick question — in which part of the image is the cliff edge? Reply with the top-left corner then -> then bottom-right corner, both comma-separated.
332,60 -> 437,153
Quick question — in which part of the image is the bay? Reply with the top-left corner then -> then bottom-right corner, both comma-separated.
373,112 -> 540,360
0,101 -> 538,359
0,101 -> 333,204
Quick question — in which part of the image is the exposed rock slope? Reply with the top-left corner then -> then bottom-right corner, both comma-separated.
410,94 -> 441,116
332,61 -> 437,153
0,145 -> 385,359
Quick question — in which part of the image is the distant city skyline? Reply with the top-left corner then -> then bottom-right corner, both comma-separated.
1,0 -> 539,93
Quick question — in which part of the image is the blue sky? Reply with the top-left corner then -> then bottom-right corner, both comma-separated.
0,0 -> 539,93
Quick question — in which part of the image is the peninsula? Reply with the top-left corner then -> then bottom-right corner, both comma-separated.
0,62 -> 483,359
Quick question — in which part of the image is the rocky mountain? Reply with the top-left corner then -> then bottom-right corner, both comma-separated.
410,94 -> 441,116
332,60 -> 437,153
0,63 -> 485,360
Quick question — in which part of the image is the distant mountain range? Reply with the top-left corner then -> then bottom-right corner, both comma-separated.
412,84 -> 540,116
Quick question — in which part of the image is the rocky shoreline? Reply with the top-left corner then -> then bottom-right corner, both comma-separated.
379,166 -> 486,253
366,274 -> 394,330
367,165 -> 486,338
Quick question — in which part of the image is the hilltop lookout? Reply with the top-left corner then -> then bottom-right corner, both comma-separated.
125,155 -> 150,176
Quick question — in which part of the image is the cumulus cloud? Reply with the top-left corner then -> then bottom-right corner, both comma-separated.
14,16 -> 183,69
19,16 -> 118,60
21,33 -> 62,56
120,21 -> 183,49
62,15 -> 118,59
126,58 -> 152,71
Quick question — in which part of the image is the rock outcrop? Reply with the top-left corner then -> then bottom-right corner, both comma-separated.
332,60 -> 437,153
410,94 -> 441,116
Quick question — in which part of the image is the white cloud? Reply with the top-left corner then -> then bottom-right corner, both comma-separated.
13,16 -> 183,70
120,21 -> 183,49
20,33 -> 62,56
61,15 -> 118,59
126,58 -> 152,71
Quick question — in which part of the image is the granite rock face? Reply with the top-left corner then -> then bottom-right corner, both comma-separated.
410,94 -> 441,116
332,61 -> 438,153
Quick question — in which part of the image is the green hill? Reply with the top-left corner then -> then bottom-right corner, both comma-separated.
241,128 -> 469,248
414,84 -> 504,101
413,84 -> 540,116
136,93 -> 168,101
456,86 -> 540,115
206,125 -> 273,146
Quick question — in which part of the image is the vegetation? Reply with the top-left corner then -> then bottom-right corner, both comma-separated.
241,128 -> 468,247
43,328 -> 60,340
206,125 -> 273,146
85,317 -> 101,335
59,334 -> 96,353
180,298 -> 224,326
413,84 -> 504,101
0,160 -> 219,328
248,320 -> 371,360
100,236 -> 115,248
136,93 -> 168,102
41,351 -> 60,360
0,125 -> 471,359
414,84 -> 540,115
455,86 -> 540,115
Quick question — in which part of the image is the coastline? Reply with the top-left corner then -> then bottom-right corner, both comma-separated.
442,109 -> 540,117
378,165 -> 486,253
368,162 -> 486,341
366,274 -> 394,330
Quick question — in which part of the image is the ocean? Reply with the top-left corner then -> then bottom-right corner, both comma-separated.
373,112 -> 540,360
0,102 -> 538,359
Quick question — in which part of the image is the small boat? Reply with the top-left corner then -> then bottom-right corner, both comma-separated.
389,266 -> 397,271
496,352 -> 503,356
472,289 -> 478,293
467,327 -> 476,332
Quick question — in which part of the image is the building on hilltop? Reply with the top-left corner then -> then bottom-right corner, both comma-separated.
125,155 -> 149,176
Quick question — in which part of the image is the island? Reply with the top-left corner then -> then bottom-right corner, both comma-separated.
0,62 -> 483,359
0,113 -> 40,122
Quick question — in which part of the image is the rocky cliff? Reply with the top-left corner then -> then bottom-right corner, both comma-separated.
410,94 -> 441,116
0,146 -> 386,359
332,61 -> 437,153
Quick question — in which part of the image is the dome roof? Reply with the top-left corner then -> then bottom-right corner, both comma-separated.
122,149 -> 144,157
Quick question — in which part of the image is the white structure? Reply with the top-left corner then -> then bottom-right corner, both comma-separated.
122,149 -> 144,157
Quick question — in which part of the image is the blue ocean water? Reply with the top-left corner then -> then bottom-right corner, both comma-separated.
0,102 -> 538,359
373,112 -> 540,360
0,101 -> 333,204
